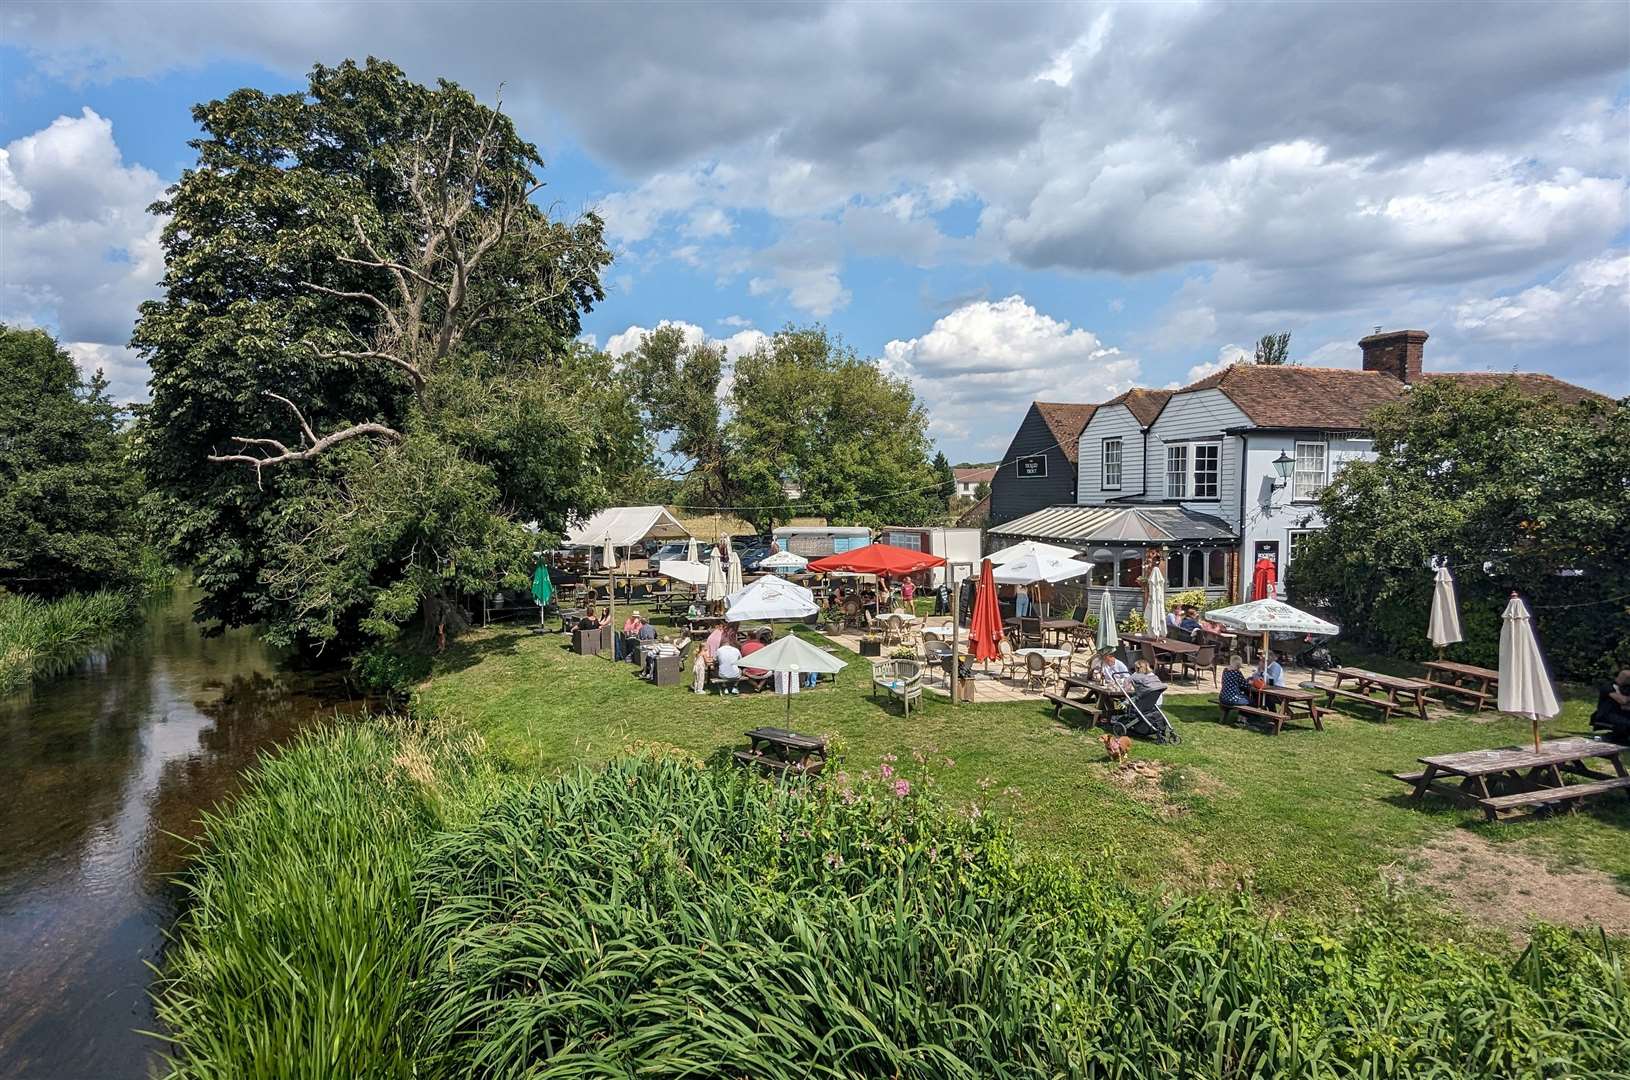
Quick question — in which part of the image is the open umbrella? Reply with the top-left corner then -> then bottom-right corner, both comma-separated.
1143,562 -> 1167,640
1096,588 -> 1119,652
1428,565 -> 1464,657
968,559 -> 1004,665
1498,593 -> 1560,754
759,550 -> 809,575
1203,598 -> 1339,660
807,543 -> 946,578
986,540 -> 1081,566
705,549 -> 727,604
739,633 -> 848,724
657,560 -> 710,587
726,577 -> 818,623
991,550 -> 1093,586
685,536 -> 699,563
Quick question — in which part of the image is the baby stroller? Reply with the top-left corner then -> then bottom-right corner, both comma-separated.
1110,684 -> 1181,744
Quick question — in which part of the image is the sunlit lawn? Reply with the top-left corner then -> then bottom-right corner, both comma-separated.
419,619 -> 1628,918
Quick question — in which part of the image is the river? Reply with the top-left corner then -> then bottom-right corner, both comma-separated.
0,588 -> 362,1079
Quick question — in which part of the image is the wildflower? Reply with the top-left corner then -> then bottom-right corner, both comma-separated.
841,788 -> 858,805
824,851 -> 845,870
893,779 -> 911,798
879,763 -> 894,780
968,803 -> 982,819
1003,786 -> 1021,797
882,753 -> 898,763
912,749 -> 926,764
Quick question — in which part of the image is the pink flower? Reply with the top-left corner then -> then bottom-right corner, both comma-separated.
893,779 -> 911,798
879,763 -> 894,780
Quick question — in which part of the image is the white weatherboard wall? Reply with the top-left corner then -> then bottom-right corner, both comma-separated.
1146,389 -> 1249,521
1076,404 -> 1147,502
1237,433 -> 1375,597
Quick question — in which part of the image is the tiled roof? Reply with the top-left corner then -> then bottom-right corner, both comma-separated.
1178,364 -> 1406,428
953,466 -> 997,483
1102,387 -> 1174,427
955,494 -> 990,528
1033,402 -> 1099,463
1422,372 -> 1610,406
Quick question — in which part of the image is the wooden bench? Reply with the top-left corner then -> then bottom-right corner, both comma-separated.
1324,685 -> 1402,721
1427,681 -> 1491,709
734,727 -> 828,778
1220,702 -> 1294,735
1476,776 -> 1630,821
1044,692 -> 1100,725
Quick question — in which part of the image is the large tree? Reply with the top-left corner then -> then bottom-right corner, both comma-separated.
134,60 -> 635,651
1288,379 -> 1627,679
0,326 -> 144,597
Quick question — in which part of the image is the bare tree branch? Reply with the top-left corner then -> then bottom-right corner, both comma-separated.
209,391 -> 402,484
301,282 -> 403,335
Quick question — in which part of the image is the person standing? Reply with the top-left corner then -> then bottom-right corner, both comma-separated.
1015,584 -> 1031,619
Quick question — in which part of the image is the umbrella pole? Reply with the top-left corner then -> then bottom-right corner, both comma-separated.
1261,630 -> 1269,663
1532,716 -> 1540,754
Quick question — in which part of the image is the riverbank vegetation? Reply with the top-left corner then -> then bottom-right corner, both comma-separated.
0,590 -> 142,694
155,718 -> 1627,1078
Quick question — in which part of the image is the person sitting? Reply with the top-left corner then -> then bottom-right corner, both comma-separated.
740,628 -> 773,691
1592,668 -> 1630,741
1180,606 -> 1202,633
577,604 -> 602,631
714,639 -> 743,694
1092,647 -> 1130,688
1254,651 -> 1285,688
1164,602 -> 1186,636
1219,654 -> 1251,709
1127,658 -> 1166,697
623,611 -> 642,636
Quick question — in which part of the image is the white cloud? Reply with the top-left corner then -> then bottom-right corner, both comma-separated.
718,314 -> 750,327
0,107 -> 167,402
1184,344 -> 1251,384
883,296 -> 1139,435
682,206 -> 732,239
602,319 -> 766,362
1454,252 -> 1630,345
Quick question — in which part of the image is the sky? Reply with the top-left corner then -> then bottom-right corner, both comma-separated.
2,1 -> 1627,463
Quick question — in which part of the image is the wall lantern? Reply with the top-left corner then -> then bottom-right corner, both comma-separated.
1270,451 -> 1295,490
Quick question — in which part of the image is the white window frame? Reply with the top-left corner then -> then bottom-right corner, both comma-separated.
1287,529 -> 1316,565
1293,441 -> 1328,502
1165,444 -> 1188,499
1164,440 -> 1222,501
1101,437 -> 1123,490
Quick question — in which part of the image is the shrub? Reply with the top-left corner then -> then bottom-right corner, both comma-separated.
1170,587 -> 1210,613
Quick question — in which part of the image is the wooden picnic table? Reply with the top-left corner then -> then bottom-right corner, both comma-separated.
1046,676 -> 1127,726
734,727 -> 829,777
1327,667 -> 1431,722
1421,660 -> 1499,712
1220,683 -> 1324,734
1396,737 -> 1630,822
1123,633 -> 1201,656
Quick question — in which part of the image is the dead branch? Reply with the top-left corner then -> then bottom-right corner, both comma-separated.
208,391 -> 402,485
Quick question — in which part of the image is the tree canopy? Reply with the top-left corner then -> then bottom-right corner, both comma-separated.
133,59 -> 635,652
1287,379 -> 1627,679
1253,332 -> 1292,365
0,325 -> 145,597
624,325 -> 947,534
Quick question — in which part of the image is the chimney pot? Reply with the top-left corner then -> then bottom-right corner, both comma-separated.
1359,328 -> 1428,383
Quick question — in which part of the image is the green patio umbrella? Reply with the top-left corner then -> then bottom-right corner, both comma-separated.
1096,588 -> 1119,652
531,563 -> 554,607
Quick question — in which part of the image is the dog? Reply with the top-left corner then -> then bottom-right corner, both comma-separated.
1100,733 -> 1132,762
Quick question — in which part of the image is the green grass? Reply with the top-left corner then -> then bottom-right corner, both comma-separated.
0,588 -> 142,694
418,622 -> 1630,918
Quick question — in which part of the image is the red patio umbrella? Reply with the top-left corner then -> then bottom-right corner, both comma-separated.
968,558 -> 1004,663
806,543 -> 946,578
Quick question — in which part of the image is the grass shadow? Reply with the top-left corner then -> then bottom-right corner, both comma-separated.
433,628 -> 527,676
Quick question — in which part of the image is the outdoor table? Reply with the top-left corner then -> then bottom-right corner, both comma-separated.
1221,684 -> 1324,734
1048,676 -> 1127,726
1398,737 -> 1630,822
1123,633 -> 1201,656
1015,647 -> 1072,688
1421,660 -> 1499,712
734,727 -> 828,777
1327,667 -> 1431,721
1041,617 -> 1082,645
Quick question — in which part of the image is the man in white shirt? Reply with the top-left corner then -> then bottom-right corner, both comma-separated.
1095,648 -> 1130,688
1256,652 -> 1285,687
714,641 -> 743,693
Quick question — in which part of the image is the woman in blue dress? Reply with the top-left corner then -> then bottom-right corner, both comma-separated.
1219,654 -> 1251,708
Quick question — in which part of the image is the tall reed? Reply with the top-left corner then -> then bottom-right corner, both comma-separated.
0,589 -> 138,694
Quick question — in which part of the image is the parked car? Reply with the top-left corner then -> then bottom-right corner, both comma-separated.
648,541 -> 690,564
740,543 -> 776,572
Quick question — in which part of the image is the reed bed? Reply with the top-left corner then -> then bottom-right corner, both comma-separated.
154,727 -> 1629,1078
0,588 -> 138,693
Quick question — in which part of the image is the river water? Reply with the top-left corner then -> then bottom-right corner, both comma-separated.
0,588 -> 361,1079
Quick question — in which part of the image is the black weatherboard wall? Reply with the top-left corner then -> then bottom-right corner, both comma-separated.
989,403 -> 1084,526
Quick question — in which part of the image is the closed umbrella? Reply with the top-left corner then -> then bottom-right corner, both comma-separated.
1250,556 -> 1277,601
1428,565 -> 1463,656
530,564 -> 553,628
685,536 -> 699,563
968,559 -> 1004,664
705,549 -> 727,604
726,542 -> 745,595
602,536 -> 619,648
1498,593 -> 1560,754
1143,562 -> 1167,640
1096,588 -> 1119,652
738,633 -> 848,724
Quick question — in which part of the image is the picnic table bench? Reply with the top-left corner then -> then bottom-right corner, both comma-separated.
1220,684 -> 1324,735
1395,737 -> 1630,822
733,727 -> 829,778
1421,660 -> 1499,711
1325,667 -> 1432,722
1045,675 -> 1127,727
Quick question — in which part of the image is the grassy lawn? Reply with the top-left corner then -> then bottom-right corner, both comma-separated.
418,620 -> 1628,924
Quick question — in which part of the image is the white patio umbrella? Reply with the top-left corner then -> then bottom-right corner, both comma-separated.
1143,563 -> 1167,640
991,550 -> 1093,586
726,543 -> 745,595
1203,598 -> 1339,659
601,535 -> 618,571
602,536 -> 619,647
725,577 -> 818,623
1498,593 -> 1560,754
736,633 -> 847,724
759,550 -> 809,575
1428,565 -> 1464,656
658,560 -> 710,587
705,549 -> 727,604
685,536 -> 699,563
1096,588 -> 1119,652
986,540 -> 1081,566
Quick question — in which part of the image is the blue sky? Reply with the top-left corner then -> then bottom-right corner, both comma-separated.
3,2 -> 1627,462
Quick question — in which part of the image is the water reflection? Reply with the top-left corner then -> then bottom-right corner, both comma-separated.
0,589 -> 359,1079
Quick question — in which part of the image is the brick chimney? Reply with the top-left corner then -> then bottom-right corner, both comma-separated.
1359,329 -> 1428,383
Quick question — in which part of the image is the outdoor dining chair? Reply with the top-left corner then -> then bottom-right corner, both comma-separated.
997,638 -> 1024,681
1023,651 -> 1050,692
1183,645 -> 1218,684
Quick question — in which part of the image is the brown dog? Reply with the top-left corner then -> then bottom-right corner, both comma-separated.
1101,733 -> 1132,762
